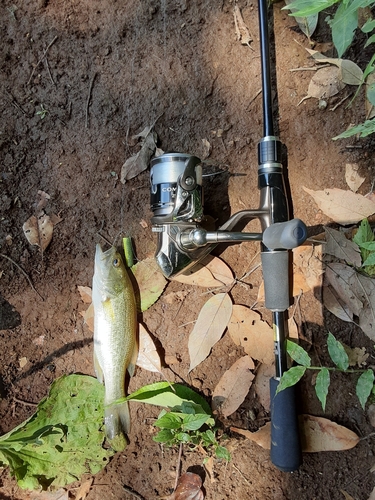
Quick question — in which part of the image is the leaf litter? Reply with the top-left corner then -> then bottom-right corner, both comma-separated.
212,356 -> 255,418
231,414 -> 359,452
121,124 -> 158,183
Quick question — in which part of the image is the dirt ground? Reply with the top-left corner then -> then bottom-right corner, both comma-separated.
1,0 -> 375,499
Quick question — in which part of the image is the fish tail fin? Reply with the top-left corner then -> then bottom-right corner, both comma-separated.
105,401 -> 131,451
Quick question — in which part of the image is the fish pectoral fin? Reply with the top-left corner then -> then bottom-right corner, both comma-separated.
93,350 -> 104,384
128,341 -> 138,378
105,401 -> 130,451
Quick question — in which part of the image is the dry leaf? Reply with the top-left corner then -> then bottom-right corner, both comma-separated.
293,243 -> 324,290
299,414 -> 359,452
303,186 -> 375,224
340,490 -> 356,500
203,456 -> 215,483
305,49 -> 363,85
201,256 -> 235,287
369,486 -> 375,500
19,356 -> 28,369
136,324 -> 162,374
163,290 -> 190,304
173,263 -> 224,288
323,285 -> 354,323
121,128 -> 157,183
324,227 -> 361,266
77,285 -> 92,304
325,263 -> 363,316
299,66 -> 345,105
343,345 -> 368,367
23,213 -> 54,250
288,317 -> 299,339
30,489 -> 69,500
173,472 -> 204,500
83,302 -> 94,332
201,138 -> 211,159
35,190 -> 51,212
345,163 -> 365,192
75,478 -> 93,500
231,423 -> 271,450
131,257 -> 167,311
285,0 -> 318,38
212,356 -> 255,417
231,415 -> 359,452
188,293 -> 233,372
233,4 -> 252,46
253,363 -> 275,410
227,306 -> 274,366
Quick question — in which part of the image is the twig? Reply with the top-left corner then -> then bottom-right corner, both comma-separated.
122,485 -> 146,500
3,90 -> 28,116
44,56 -> 55,85
0,253 -> 44,300
13,397 -> 38,407
27,36 -> 58,85
247,88 -> 262,109
330,93 -> 351,112
174,443 -> 183,492
232,463 -> 251,485
289,64 -> 330,72
85,73 -> 97,129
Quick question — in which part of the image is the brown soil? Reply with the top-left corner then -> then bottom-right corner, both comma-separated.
1,1 -> 375,499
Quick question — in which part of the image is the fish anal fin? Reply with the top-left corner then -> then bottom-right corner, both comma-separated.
127,340 -> 138,378
93,350 -> 104,384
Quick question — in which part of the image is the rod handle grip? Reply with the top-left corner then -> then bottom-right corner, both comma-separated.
270,377 -> 302,472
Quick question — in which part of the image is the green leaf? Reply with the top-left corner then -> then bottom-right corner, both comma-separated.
327,332 -> 349,371
367,82 -> 375,107
175,432 -> 191,443
353,219 -> 374,246
365,33 -> 375,47
356,369 -> 375,409
154,413 -> 183,430
215,445 -> 231,461
126,382 -> 212,415
286,340 -> 311,367
275,366 -> 307,394
130,258 -> 167,312
202,429 -> 216,445
282,0 -> 338,18
0,375 -> 113,490
358,241 -> 375,251
153,429 -> 174,443
182,413 -> 211,431
329,0 -> 358,57
333,119 -> 375,139
363,252 -> 375,267
315,368 -> 330,411
362,18 -> 375,33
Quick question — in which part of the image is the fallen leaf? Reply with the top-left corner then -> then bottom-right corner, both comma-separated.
30,489 -> 69,500
305,49 -> 363,85
188,293 -> 233,372
227,306 -> 274,365
212,356 -> 255,417
299,66 -> 345,105
299,414 -> 359,452
131,257 -> 167,311
77,285 -> 92,304
253,363 -> 275,410
288,317 -> 299,339
173,472 -> 204,500
324,227 -> 361,266
35,190 -> 51,212
83,303 -> 94,332
201,256 -> 235,287
23,213 -> 54,251
343,345 -> 368,367
75,477 -> 93,500
325,263 -> 363,316
303,187 -> 375,224
136,324 -> 162,374
203,456 -> 215,483
323,285 -> 354,323
231,414 -> 359,452
340,490 -> 355,500
201,138 -> 211,159
173,263 -> 224,288
163,290 -> 190,304
345,163 -> 365,192
121,128 -> 157,183
233,4 -> 252,46
231,423 -> 271,449
293,243 -> 324,290
19,357 -> 28,369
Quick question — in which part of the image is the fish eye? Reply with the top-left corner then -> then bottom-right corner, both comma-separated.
112,258 -> 120,268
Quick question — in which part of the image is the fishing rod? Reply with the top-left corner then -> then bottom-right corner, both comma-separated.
149,0 -> 306,472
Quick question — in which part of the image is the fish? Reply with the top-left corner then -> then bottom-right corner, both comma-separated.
92,243 -> 137,450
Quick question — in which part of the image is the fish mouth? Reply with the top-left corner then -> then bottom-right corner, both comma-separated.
94,244 -> 117,276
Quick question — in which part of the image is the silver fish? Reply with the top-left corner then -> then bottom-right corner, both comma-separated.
92,244 -> 137,449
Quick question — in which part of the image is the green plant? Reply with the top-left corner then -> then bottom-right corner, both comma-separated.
353,218 -> 375,275
283,0 -> 375,137
36,104 -> 48,119
276,333 -> 374,411
125,381 -> 231,461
